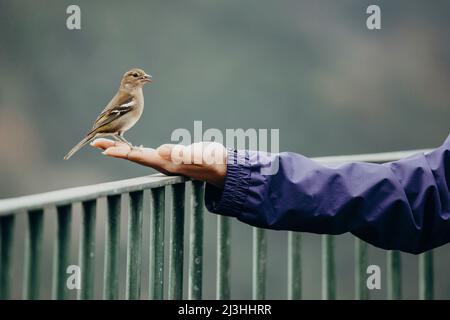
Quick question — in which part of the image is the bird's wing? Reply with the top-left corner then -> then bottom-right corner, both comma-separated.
92,93 -> 135,131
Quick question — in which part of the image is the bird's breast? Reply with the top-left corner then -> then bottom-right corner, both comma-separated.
120,98 -> 144,132
117,93 -> 144,131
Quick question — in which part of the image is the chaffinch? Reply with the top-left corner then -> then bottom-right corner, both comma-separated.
64,68 -> 152,160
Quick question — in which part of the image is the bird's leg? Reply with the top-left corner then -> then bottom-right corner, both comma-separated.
117,132 -> 133,148
111,134 -> 122,142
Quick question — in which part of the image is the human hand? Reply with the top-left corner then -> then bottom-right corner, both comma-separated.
91,139 -> 228,188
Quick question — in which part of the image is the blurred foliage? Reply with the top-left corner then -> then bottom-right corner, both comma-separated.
1,0 -> 449,197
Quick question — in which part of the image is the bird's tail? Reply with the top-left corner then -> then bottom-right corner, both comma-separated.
64,132 -> 96,160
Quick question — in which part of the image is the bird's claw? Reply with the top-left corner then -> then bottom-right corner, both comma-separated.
130,144 -> 143,151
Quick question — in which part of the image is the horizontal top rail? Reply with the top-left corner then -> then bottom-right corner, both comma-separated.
0,174 -> 188,216
0,149 -> 432,216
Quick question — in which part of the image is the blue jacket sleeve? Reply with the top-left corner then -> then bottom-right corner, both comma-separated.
205,135 -> 450,254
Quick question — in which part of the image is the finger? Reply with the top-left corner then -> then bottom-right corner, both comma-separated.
190,142 -> 211,164
174,142 -> 223,165
91,139 -> 126,150
202,142 -> 227,165
103,145 -> 156,162
103,145 -> 179,173
157,143 -> 204,165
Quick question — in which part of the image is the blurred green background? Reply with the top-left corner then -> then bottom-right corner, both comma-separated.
0,0 -> 449,299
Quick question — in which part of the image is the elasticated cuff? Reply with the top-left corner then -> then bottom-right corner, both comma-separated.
205,149 -> 251,216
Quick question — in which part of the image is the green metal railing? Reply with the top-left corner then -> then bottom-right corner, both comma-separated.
0,148 -> 440,300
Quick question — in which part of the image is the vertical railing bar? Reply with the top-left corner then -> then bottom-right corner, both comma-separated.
103,195 -> 121,300
23,209 -> 44,300
52,205 -> 72,300
216,215 -> 231,300
188,181 -> 204,300
386,250 -> 402,300
149,187 -> 165,300
168,183 -> 186,300
78,200 -> 96,300
125,191 -> 144,300
287,231 -> 301,300
354,237 -> 369,300
419,250 -> 434,300
252,227 -> 267,300
321,234 -> 336,300
0,215 -> 15,300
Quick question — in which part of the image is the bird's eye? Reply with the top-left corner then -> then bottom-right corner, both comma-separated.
132,73 -> 138,77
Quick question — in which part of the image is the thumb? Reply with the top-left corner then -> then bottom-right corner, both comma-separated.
156,144 -> 178,161
156,143 -> 203,165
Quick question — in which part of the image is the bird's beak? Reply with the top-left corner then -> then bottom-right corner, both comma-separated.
141,74 -> 152,83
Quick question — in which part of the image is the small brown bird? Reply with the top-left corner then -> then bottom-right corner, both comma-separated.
64,68 -> 152,160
